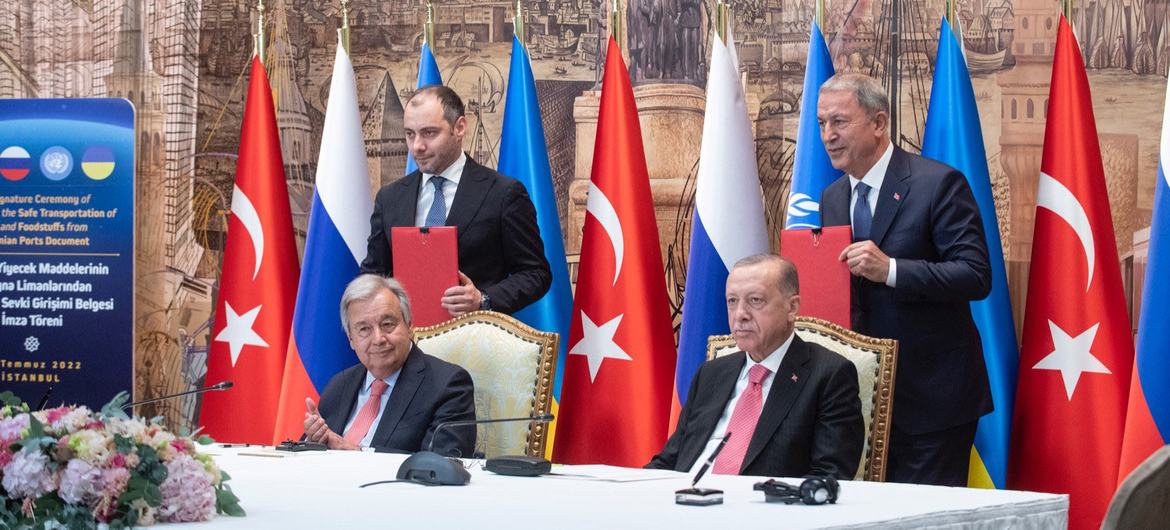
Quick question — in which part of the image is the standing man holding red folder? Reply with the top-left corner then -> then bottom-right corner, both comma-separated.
362,86 -> 551,316
817,73 -> 992,487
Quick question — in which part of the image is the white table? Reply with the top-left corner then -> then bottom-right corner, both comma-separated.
191,446 -> 1067,529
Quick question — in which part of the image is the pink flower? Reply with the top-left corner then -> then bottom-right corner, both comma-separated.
58,458 -> 101,504
93,466 -> 130,523
158,453 -> 216,523
1,449 -> 57,499
0,414 -> 29,445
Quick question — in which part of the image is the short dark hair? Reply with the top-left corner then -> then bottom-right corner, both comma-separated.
731,253 -> 800,295
408,85 -> 465,126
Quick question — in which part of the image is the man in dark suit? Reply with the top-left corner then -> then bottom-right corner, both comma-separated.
303,274 -> 476,456
362,85 -> 551,316
817,73 -> 992,486
647,255 -> 863,479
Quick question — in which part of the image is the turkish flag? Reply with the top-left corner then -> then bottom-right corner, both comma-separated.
552,37 -> 676,467
1008,16 -> 1134,530
199,55 -> 301,445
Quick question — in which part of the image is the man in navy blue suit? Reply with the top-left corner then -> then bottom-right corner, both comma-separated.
817,73 -> 992,486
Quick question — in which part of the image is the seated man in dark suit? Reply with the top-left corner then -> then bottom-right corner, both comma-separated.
302,274 -> 476,455
647,254 -> 863,479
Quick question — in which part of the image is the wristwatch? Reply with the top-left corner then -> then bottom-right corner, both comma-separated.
479,292 -> 491,311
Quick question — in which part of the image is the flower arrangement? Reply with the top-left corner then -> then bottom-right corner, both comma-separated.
0,391 -> 244,529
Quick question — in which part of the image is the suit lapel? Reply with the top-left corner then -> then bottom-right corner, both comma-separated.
822,177 -> 852,227
369,345 -> 426,448
741,336 -> 811,472
444,156 -> 493,244
869,147 -> 910,246
390,172 -> 422,227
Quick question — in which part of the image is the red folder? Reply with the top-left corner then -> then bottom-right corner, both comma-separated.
391,226 -> 458,327
779,226 -> 852,328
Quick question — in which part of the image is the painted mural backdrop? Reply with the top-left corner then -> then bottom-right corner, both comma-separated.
0,0 -> 1163,431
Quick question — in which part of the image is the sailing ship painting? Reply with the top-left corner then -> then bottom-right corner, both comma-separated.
962,0 -> 1014,75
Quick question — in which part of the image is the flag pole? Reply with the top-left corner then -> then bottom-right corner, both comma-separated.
425,2 -> 436,49
610,0 -> 622,52
1061,0 -> 1071,19
815,0 -> 824,28
715,1 -> 728,43
514,0 -> 525,42
339,0 -> 351,54
945,0 -> 955,27
254,0 -> 266,64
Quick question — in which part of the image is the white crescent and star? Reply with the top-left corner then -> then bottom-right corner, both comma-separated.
231,184 -> 266,281
585,182 -> 624,286
1032,320 -> 1111,400
1036,172 -> 1095,292
570,312 -> 633,383
214,302 -> 269,367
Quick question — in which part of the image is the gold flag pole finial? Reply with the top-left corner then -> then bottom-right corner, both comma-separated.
1062,0 -> 1072,19
254,0 -> 266,64
815,0 -> 824,28
610,0 -> 622,52
514,0 -> 524,42
425,2 -> 436,48
339,0 -> 351,54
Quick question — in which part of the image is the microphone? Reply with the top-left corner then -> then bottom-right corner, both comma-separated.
122,381 -> 233,411
392,414 -> 555,486
36,384 -> 55,410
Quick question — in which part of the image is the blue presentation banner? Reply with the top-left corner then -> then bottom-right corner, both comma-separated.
0,99 -> 135,410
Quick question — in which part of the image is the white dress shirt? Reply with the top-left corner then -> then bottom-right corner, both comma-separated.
414,152 -> 467,227
342,370 -> 402,448
847,143 -> 898,287
688,332 -> 795,473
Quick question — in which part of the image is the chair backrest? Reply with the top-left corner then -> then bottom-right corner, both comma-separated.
706,316 -> 897,481
414,311 -> 557,459
1102,445 -> 1170,530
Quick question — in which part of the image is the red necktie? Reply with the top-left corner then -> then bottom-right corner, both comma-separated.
343,379 -> 390,445
713,364 -> 770,474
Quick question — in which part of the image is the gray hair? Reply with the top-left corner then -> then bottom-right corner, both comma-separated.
820,73 -> 889,119
340,274 -> 413,333
731,253 -> 800,296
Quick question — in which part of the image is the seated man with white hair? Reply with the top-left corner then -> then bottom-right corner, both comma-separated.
302,274 -> 476,455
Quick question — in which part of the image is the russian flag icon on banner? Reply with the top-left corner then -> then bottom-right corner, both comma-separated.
0,146 -> 31,181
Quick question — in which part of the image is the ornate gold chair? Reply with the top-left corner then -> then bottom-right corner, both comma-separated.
414,311 -> 557,459
706,316 -> 897,481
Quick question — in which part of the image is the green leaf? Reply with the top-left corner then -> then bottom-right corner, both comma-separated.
0,390 -> 24,409
101,391 -> 131,420
219,470 -> 232,481
216,486 -> 246,517
143,483 -> 163,506
195,434 -> 215,445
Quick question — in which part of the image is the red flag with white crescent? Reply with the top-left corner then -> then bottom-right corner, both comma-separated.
199,55 -> 301,445
551,37 -> 677,467
1008,16 -> 1134,530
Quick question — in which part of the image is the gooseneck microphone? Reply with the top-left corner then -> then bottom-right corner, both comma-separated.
427,413 -> 555,454
122,381 -> 234,410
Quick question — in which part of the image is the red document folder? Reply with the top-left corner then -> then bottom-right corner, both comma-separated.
391,226 -> 458,327
779,226 -> 852,328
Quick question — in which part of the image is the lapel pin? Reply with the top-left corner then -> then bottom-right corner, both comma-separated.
791,373 -> 799,382
893,192 -> 901,201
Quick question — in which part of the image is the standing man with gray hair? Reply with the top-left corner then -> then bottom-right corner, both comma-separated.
302,274 -> 476,455
817,72 -> 992,486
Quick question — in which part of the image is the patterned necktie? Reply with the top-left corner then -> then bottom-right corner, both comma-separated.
713,364 -> 771,474
853,181 -> 873,242
424,176 -> 448,227
343,379 -> 390,446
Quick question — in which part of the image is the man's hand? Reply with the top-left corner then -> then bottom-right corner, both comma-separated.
441,271 -> 483,317
839,241 -> 891,284
304,398 -> 357,450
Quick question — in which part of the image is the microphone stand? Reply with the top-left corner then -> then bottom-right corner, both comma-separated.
122,381 -> 234,410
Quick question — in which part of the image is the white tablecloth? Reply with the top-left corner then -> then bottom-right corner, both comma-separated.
190,446 -> 1067,529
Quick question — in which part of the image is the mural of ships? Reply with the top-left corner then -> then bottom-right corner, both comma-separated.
962,0 -> 1014,75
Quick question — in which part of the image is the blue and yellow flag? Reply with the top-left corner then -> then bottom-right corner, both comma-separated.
922,19 -> 1018,489
406,43 -> 443,174
498,36 -> 573,455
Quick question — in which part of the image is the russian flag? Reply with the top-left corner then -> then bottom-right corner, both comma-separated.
272,36 -> 374,442
922,19 -> 1019,490
785,21 -> 840,229
1118,71 -> 1170,480
675,24 -> 768,408
406,43 -> 443,175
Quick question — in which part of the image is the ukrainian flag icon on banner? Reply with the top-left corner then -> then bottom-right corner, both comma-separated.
81,146 -> 115,180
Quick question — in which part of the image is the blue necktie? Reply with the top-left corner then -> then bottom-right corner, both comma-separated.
853,181 -> 872,242
424,176 -> 447,227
